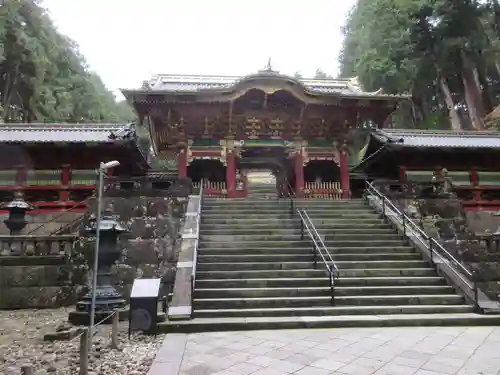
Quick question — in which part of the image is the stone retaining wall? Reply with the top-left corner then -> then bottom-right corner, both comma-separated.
0,195 -> 187,309
376,184 -> 500,301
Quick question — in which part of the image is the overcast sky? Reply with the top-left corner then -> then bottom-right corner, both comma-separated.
43,0 -> 355,96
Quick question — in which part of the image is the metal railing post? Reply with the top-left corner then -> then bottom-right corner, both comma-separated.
429,238 -> 435,266
329,264 -> 335,305
300,220 -> 304,240
473,280 -> 479,311
382,197 -> 386,217
312,244 -> 317,268
402,213 -> 406,237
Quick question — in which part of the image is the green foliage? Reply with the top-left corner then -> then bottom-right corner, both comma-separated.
0,0 -> 133,123
339,0 -> 500,129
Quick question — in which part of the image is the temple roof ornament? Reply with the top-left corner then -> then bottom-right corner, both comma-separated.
258,57 -> 279,75
347,77 -> 383,95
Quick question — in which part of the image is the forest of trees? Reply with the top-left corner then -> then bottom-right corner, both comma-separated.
0,0 -> 135,123
3,0 -> 499,132
339,0 -> 500,130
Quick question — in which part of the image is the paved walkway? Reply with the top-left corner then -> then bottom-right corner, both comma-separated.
148,326 -> 500,375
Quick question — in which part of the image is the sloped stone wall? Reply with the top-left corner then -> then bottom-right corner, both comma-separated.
375,181 -> 500,301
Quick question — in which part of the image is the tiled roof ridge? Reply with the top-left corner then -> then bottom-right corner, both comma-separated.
149,73 -> 354,84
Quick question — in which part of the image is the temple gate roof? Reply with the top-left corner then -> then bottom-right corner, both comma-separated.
122,72 -> 410,101
0,123 -> 137,143
372,129 -> 500,149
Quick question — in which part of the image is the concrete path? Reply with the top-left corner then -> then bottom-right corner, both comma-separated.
148,326 -> 500,375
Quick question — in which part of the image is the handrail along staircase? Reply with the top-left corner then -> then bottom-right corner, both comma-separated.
364,181 -> 480,309
282,179 -> 339,304
190,183 -> 204,307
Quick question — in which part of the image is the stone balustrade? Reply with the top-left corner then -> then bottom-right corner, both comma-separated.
0,234 -> 76,256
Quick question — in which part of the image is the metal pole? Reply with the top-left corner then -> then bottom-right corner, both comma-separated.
89,163 -> 104,345
428,238 -> 434,266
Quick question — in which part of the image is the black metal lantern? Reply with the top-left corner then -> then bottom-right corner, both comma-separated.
69,215 -> 129,325
3,193 -> 32,235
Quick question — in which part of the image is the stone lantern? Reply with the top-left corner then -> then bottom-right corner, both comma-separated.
69,215 -> 129,325
3,192 -> 32,235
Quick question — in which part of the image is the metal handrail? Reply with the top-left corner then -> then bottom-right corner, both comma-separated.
191,182 -> 204,301
364,181 -> 477,298
303,210 -> 338,271
282,178 -> 338,304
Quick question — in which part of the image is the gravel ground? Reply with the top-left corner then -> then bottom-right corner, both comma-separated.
0,308 -> 163,375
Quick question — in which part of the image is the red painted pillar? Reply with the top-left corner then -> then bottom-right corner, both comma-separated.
399,166 -> 407,183
294,149 -> 304,198
16,165 -> 26,187
60,164 -> 71,202
177,149 -> 187,179
226,150 -> 236,198
471,168 -> 481,202
340,143 -> 351,199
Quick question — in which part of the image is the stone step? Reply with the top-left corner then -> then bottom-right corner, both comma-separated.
193,294 -> 465,309
201,208 -> 378,216
198,254 -> 315,263
201,217 -> 386,225
200,222 -> 391,230
197,269 -> 327,280
196,260 -> 429,271
198,246 -> 415,255
198,228 -> 395,235
198,239 -> 406,248
194,305 -> 473,318
197,253 -> 422,263
203,198 -> 366,203
202,203 -> 371,210
195,276 -> 447,289
199,233 -> 401,242
202,203 -> 372,210
194,285 -> 455,299
163,313 -> 500,333
196,268 -> 437,280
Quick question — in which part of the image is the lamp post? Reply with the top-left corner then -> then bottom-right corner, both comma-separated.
89,160 -> 120,339
68,161 -> 127,332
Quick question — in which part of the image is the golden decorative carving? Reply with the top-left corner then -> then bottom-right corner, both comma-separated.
269,117 -> 284,138
245,117 -> 261,139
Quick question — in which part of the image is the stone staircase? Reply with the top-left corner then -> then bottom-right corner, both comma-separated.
165,185 -> 500,332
